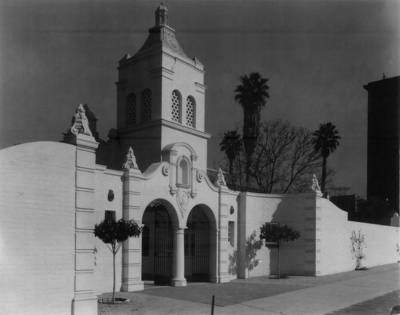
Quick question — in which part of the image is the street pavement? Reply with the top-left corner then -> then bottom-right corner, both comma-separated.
99,263 -> 399,315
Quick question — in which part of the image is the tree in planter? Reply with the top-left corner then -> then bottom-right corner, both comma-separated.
260,223 -> 300,278
94,211 -> 141,303
350,230 -> 367,270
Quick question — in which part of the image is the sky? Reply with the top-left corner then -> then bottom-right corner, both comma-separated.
0,0 -> 399,197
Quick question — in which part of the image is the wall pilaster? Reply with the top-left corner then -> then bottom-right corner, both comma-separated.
72,133 -> 98,315
237,192 -> 247,279
303,192 -> 320,276
121,149 -> 144,291
218,190 -> 231,283
215,169 -> 230,283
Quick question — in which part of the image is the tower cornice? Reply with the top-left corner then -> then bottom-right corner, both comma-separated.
117,119 -> 211,140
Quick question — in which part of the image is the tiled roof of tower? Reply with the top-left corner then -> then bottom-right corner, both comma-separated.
133,4 -> 188,60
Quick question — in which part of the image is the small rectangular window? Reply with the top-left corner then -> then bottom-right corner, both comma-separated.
228,221 -> 235,247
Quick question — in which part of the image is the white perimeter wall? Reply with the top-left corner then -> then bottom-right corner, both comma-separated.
239,192 -> 317,278
317,197 -> 399,275
239,192 -> 399,278
0,142 -> 76,315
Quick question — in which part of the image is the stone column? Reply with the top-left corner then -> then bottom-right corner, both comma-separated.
121,147 -> 144,291
172,228 -> 187,287
71,105 -> 98,315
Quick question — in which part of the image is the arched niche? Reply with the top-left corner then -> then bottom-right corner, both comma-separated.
176,156 -> 191,188
161,142 -> 199,196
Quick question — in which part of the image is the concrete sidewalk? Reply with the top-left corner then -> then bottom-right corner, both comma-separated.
99,264 -> 399,315
220,265 -> 399,315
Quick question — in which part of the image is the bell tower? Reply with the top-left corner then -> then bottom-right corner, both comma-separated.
113,4 -> 210,171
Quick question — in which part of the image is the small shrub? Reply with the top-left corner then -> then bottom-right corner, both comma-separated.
350,230 -> 366,270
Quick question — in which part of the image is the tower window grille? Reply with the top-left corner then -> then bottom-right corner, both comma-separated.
171,90 -> 182,123
141,89 -> 152,122
126,93 -> 136,125
186,96 -> 196,128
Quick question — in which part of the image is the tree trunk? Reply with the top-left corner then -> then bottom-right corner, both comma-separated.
321,156 -> 327,194
238,156 -> 243,187
112,246 -> 116,303
277,243 -> 280,278
229,158 -> 233,176
246,155 -> 251,189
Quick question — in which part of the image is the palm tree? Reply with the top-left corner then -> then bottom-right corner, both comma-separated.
220,130 -> 242,175
312,122 -> 340,194
234,72 -> 270,187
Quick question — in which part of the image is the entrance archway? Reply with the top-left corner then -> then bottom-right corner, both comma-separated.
185,205 -> 217,282
141,200 -> 178,285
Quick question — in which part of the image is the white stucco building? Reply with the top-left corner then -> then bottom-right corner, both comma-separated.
0,5 -> 398,315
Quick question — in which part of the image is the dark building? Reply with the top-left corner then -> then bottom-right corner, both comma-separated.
330,194 -> 357,219
364,76 -> 400,221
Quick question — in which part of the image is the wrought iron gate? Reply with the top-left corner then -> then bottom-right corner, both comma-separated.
185,213 -> 210,281
142,204 -> 173,284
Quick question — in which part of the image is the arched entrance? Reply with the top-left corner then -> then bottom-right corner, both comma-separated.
142,200 -> 178,285
185,205 -> 217,282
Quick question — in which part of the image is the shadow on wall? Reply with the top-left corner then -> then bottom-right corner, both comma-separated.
268,196 -> 306,276
229,231 -> 263,277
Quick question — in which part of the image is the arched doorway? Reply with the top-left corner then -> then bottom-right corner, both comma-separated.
142,200 -> 178,285
185,205 -> 217,282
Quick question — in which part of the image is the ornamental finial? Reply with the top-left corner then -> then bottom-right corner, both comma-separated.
215,168 -> 227,187
311,174 -> 321,193
155,3 -> 168,26
70,104 -> 92,136
123,147 -> 139,170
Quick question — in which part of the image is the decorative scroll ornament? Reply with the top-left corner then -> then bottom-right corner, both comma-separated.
176,188 -> 190,218
215,168 -> 227,187
123,147 -> 139,170
70,104 -> 92,136
311,174 -> 321,193
196,169 -> 203,183
162,164 -> 169,176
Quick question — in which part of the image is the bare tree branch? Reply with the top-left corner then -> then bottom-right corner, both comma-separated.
221,119 -> 334,193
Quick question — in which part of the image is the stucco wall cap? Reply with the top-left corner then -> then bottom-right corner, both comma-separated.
142,162 -> 164,178
241,191 -> 318,199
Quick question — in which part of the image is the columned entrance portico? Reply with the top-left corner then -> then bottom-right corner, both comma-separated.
141,200 -> 219,286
